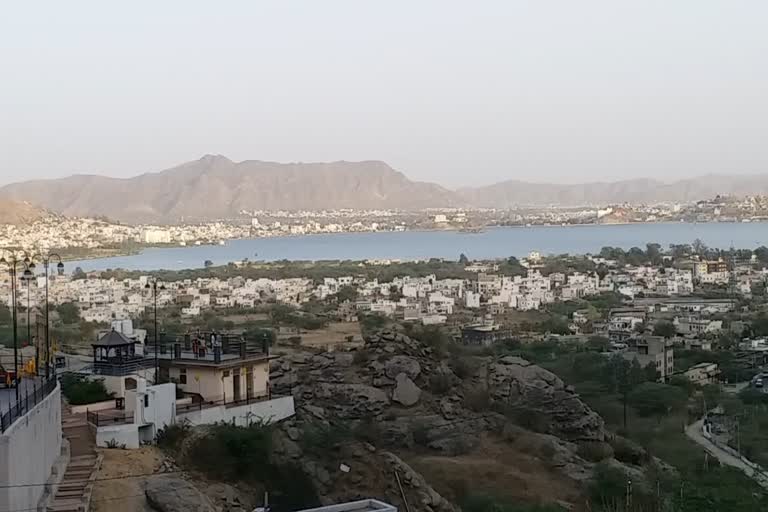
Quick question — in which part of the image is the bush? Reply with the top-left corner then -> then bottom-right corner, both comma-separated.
299,421 -> 352,456
156,421 -> 192,452
609,436 -> 647,466
461,493 -> 565,512
187,422 -> 273,480
576,441 -> 614,462
450,356 -> 477,380
105,438 -> 126,449
61,374 -> 114,405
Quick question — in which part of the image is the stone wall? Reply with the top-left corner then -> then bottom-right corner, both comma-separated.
0,384 -> 62,512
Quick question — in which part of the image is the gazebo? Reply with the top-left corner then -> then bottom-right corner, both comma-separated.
92,329 -> 139,368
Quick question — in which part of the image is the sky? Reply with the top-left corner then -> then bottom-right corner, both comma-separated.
1,1 -> 767,188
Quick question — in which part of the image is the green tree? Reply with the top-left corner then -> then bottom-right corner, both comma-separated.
458,253 -> 469,265
628,382 -> 687,420
646,242 -> 663,265
334,285 -> 358,303
540,316 -> 571,335
71,267 -> 87,280
652,320 -> 677,338
57,302 -> 80,324
669,374 -> 696,396
692,238 -> 709,256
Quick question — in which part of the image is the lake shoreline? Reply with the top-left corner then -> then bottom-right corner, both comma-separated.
65,222 -> 768,273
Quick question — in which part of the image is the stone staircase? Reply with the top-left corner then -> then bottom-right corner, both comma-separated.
47,405 -> 101,512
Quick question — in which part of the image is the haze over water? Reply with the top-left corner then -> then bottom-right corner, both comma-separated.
69,222 -> 768,272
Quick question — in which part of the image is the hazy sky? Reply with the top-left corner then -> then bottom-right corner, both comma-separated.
2,1 -> 767,188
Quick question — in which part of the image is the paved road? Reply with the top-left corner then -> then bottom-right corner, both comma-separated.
0,376 -> 43,411
685,419 -> 768,489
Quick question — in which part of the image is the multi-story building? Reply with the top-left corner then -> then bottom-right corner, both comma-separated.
622,335 -> 674,381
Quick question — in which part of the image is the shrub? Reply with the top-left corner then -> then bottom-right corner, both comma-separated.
61,374 -> 114,405
461,492 -> 566,512
609,436 -> 647,466
105,438 -> 126,449
450,356 -> 477,380
187,422 -> 273,480
156,421 -> 192,453
299,421 -> 352,456
576,441 -> 614,462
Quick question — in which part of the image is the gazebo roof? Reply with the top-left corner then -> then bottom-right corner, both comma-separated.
92,329 -> 135,348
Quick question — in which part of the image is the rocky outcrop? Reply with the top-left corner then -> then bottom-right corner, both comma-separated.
271,330 -> 609,507
486,356 -> 605,441
145,475 -> 216,512
385,356 -> 421,379
311,382 -> 390,418
392,373 -> 421,407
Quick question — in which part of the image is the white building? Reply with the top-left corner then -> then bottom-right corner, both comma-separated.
142,229 -> 172,244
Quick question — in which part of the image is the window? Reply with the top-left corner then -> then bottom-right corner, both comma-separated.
223,370 -> 230,377
179,368 -> 187,385
144,395 -> 149,407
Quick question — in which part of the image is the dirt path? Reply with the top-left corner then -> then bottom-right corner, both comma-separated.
90,447 -> 165,512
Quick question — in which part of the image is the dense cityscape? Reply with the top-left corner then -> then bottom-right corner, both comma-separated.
3,195 -> 768,260
4,2 -> 768,511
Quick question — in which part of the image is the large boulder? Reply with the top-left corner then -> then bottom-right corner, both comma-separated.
486,356 -> 605,441
392,373 -> 421,407
145,475 -> 216,512
384,356 -> 422,379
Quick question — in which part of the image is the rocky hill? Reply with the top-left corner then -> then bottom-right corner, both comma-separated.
0,198 -> 49,225
456,175 -> 768,208
267,331 -> 665,510
0,155 -> 460,223
3,155 -> 768,222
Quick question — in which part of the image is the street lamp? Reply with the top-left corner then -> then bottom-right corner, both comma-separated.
0,251 -> 36,403
145,279 -> 165,384
24,252 -> 63,380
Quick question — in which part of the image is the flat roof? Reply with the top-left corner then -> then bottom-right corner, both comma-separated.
297,500 -> 396,512
157,353 -> 274,369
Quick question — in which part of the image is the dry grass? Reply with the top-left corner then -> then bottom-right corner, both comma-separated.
405,433 -> 585,511
291,322 -> 364,350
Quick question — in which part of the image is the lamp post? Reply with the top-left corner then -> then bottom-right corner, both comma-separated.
0,252 -> 36,403
145,279 -> 165,384
24,252 -> 63,380
24,276 -> 31,372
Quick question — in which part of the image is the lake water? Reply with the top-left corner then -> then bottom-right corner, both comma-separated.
69,222 -> 768,272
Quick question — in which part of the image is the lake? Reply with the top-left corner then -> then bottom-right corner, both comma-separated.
68,222 -> 768,272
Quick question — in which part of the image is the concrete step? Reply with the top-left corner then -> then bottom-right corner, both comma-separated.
54,491 -> 85,499
57,483 -> 87,492
47,499 -> 85,510
67,460 -> 97,469
69,455 -> 97,462
62,473 -> 92,481
47,505 -> 84,512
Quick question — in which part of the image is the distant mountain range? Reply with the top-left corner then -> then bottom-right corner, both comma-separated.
1,155 -> 767,223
